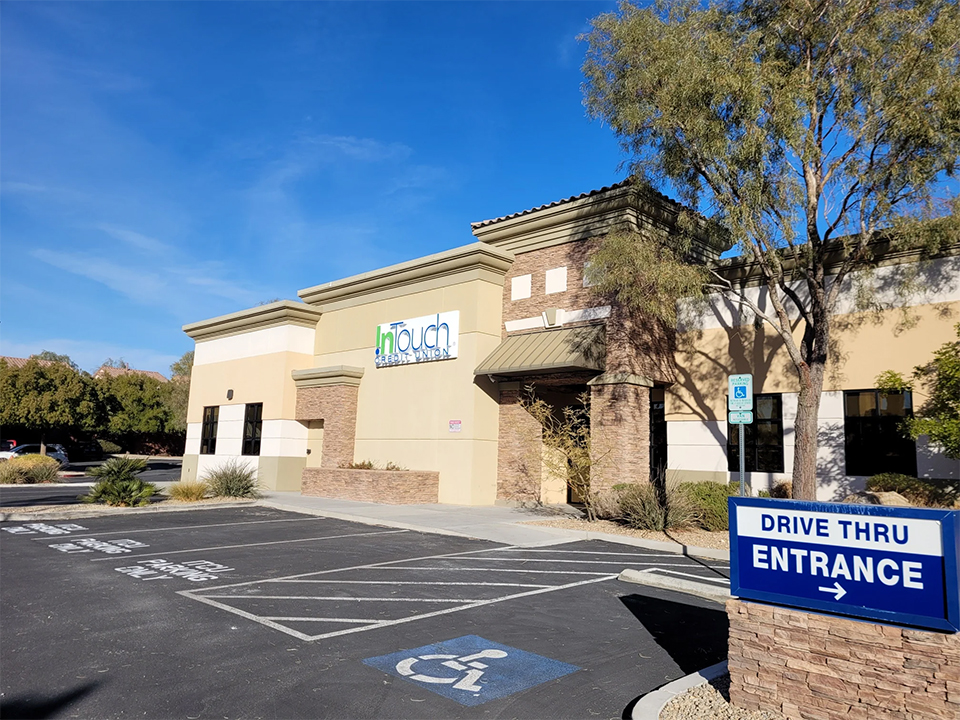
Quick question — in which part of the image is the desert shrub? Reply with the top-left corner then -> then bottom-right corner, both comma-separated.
87,457 -> 148,482
619,480 -> 698,531
769,480 -> 792,499
866,473 -> 957,507
81,457 -> 156,506
203,459 -> 261,498
168,480 -> 210,502
593,486 -> 629,520
339,460 -> 407,471
0,461 -> 28,484
682,481 -> 736,531
98,439 -> 122,454
0,455 -> 61,484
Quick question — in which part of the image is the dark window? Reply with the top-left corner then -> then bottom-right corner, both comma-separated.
649,387 -> 667,484
242,403 -> 263,456
728,394 -> 784,473
200,406 -> 218,455
843,390 -> 916,476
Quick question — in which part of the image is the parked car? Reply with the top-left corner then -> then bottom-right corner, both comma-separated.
0,439 -> 16,452
66,440 -> 104,461
0,444 -> 69,466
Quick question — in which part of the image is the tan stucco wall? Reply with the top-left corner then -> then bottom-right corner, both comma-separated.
312,277 -> 505,505
187,351 -> 315,423
667,301 -> 959,421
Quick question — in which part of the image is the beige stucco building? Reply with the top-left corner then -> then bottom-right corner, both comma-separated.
181,182 -> 959,503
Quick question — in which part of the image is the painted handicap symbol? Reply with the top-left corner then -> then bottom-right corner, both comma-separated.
364,635 -> 579,706
396,649 -> 508,692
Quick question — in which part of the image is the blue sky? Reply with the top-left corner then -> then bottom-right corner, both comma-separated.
1,1 -> 625,375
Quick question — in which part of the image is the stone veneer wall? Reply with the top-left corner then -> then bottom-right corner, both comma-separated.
495,384 -> 543,502
295,385 -> 359,468
727,599 -> 960,720
590,381 -> 650,490
301,468 -> 439,504
501,239 -> 598,329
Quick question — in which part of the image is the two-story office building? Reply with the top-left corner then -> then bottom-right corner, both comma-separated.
180,182 -> 960,503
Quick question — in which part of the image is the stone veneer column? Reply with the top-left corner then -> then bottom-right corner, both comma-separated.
496,382 -> 543,503
589,373 -> 652,491
293,366 -> 363,470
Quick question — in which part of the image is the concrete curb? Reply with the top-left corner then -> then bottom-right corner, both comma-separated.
631,660 -> 728,720
618,568 -> 732,604
0,500 -> 257,523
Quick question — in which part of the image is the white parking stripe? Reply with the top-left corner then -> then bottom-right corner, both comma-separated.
260,617 -> 380,623
271,580 -> 552,588
187,545 -> 529,591
498,549 -> 682,557
201,595 -> 489,603
181,574 -> 619,642
88,529 -> 408,561
366,567 -> 613,575
35,516 -> 327,540
645,569 -> 730,585
437,556 -> 729,566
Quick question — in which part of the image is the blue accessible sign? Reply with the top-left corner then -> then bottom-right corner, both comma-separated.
729,497 -> 960,632
363,635 -> 579,706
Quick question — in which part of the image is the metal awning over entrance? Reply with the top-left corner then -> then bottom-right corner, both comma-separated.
474,325 -> 605,378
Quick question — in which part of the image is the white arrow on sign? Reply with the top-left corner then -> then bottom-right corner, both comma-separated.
818,581 -> 847,601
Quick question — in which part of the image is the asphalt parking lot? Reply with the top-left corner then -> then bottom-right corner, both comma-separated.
0,506 -> 730,719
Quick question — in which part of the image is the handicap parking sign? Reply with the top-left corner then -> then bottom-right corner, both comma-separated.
363,635 -> 579,706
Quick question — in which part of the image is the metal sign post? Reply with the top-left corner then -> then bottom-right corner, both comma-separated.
728,374 -> 754,497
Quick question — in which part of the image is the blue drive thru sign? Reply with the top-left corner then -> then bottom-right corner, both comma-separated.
363,635 -> 579,706
730,497 -> 960,631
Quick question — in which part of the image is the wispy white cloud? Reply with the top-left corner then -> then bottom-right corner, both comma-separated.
304,134 -> 413,163
0,338 -> 180,376
96,223 -> 175,257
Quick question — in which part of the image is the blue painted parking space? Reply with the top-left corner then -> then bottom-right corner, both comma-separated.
363,634 -> 579,706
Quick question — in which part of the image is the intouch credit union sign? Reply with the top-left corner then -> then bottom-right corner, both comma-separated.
729,497 -> 960,632
375,311 -> 459,368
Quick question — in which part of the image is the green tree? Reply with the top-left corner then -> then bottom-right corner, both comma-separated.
166,350 -> 194,433
0,359 -> 103,453
877,323 -> 960,459
100,358 -> 131,370
99,373 -> 173,441
582,0 -> 960,499
31,351 -> 80,372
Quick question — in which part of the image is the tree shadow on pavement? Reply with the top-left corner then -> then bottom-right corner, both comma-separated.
0,681 -> 99,719
619,593 -> 728,674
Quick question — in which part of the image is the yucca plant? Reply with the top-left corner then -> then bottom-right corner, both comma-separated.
86,457 -> 148,481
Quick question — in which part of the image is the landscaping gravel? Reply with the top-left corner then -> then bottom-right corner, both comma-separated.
660,674 -> 784,720
523,516 -> 730,549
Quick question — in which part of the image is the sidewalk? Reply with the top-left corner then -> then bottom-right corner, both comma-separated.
259,491 -> 730,560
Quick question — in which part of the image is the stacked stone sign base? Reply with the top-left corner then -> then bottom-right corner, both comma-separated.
727,598 -> 960,719
301,468 -> 439,505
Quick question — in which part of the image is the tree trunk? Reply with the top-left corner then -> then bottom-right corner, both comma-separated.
40,432 -> 47,457
792,360 -> 825,500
